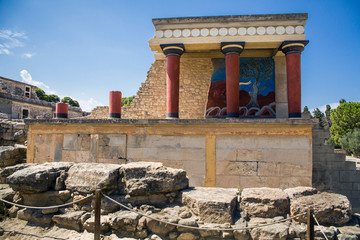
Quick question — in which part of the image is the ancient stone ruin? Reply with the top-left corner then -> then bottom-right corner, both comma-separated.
0,162 -> 359,239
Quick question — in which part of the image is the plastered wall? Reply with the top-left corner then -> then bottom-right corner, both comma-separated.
27,119 -> 313,188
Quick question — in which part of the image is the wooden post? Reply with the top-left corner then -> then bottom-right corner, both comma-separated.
94,189 -> 101,240
307,208 -> 314,240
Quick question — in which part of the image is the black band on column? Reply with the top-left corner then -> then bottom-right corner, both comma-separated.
161,44 -> 185,57
167,113 -> 179,118
56,113 -> 68,118
109,113 -> 121,118
227,112 -> 239,118
221,42 -> 245,55
288,112 -> 301,118
280,40 -> 309,55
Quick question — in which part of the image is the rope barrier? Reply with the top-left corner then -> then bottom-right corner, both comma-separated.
313,213 -> 329,240
102,193 -> 306,231
0,194 -> 93,210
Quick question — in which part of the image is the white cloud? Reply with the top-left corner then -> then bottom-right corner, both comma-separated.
78,97 -> 103,112
23,52 -> 35,58
310,102 -> 339,114
20,70 -> 57,95
0,29 -> 27,55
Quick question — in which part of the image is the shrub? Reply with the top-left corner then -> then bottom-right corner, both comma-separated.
339,128 -> 360,157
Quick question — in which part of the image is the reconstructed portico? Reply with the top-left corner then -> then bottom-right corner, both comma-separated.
126,13 -> 309,119
26,13 -> 317,191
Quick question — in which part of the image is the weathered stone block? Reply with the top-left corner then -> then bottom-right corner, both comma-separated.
121,162 -> 188,195
52,211 -> 86,231
240,187 -> 289,218
290,192 -> 352,225
0,145 -> 27,167
146,214 -> 178,236
83,215 -> 110,232
65,163 -> 122,193
0,163 -> 35,183
181,187 -> 238,224
17,208 -> 53,225
284,187 -> 317,199
7,162 -> 73,193
250,222 -> 289,240
22,190 -> 71,207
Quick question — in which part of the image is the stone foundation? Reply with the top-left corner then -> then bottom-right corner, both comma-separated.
25,118 -> 315,189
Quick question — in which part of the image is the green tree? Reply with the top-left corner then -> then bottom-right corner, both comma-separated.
339,98 -> 346,104
35,88 -> 48,101
61,96 -> 80,107
325,104 -> 331,128
330,102 -> 360,145
302,106 -> 312,118
48,94 -> 60,103
122,95 -> 135,107
339,128 -> 360,157
313,108 -> 326,128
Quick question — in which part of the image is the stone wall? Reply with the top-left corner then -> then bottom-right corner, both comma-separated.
312,127 -> 360,210
26,118 -> 314,189
87,106 -> 109,119
12,101 -> 53,119
123,58 -> 213,119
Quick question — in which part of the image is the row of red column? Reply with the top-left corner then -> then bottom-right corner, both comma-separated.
161,40 -> 308,119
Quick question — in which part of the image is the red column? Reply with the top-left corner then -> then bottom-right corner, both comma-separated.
281,40 -> 309,118
161,44 -> 185,119
221,42 -> 245,118
109,91 -> 122,118
225,54 -> 240,117
55,103 -> 68,118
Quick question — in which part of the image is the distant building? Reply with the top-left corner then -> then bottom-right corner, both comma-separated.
0,76 -> 85,119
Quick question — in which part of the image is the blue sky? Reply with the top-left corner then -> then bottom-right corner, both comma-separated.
1,0 -> 359,112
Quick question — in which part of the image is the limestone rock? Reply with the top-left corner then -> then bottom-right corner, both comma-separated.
120,162 -> 188,195
0,145 -> 26,167
52,210 -> 86,231
83,215 -> 111,232
284,186 -> 318,199
181,187 -> 238,224
65,163 -> 123,193
240,187 -> 289,218
250,222 -> 289,240
0,184 -> 15,201
337,234 -> 359,240
338,226 -> 360,238
198,223 -> 221,238
288,223 -> 307,239
6,162 -> 73,193
42,208 -> 59,215
315,225 -> 337,240
177,231 -> 200,240
290,192 -> 352,225
17,208 -> 53,225
0,163 -> 35,183
177,218 -> 198,232
234,229 -> 251,240
109,210 -> 141,234
146,213 -> 178,236
21,190 -> 71,207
